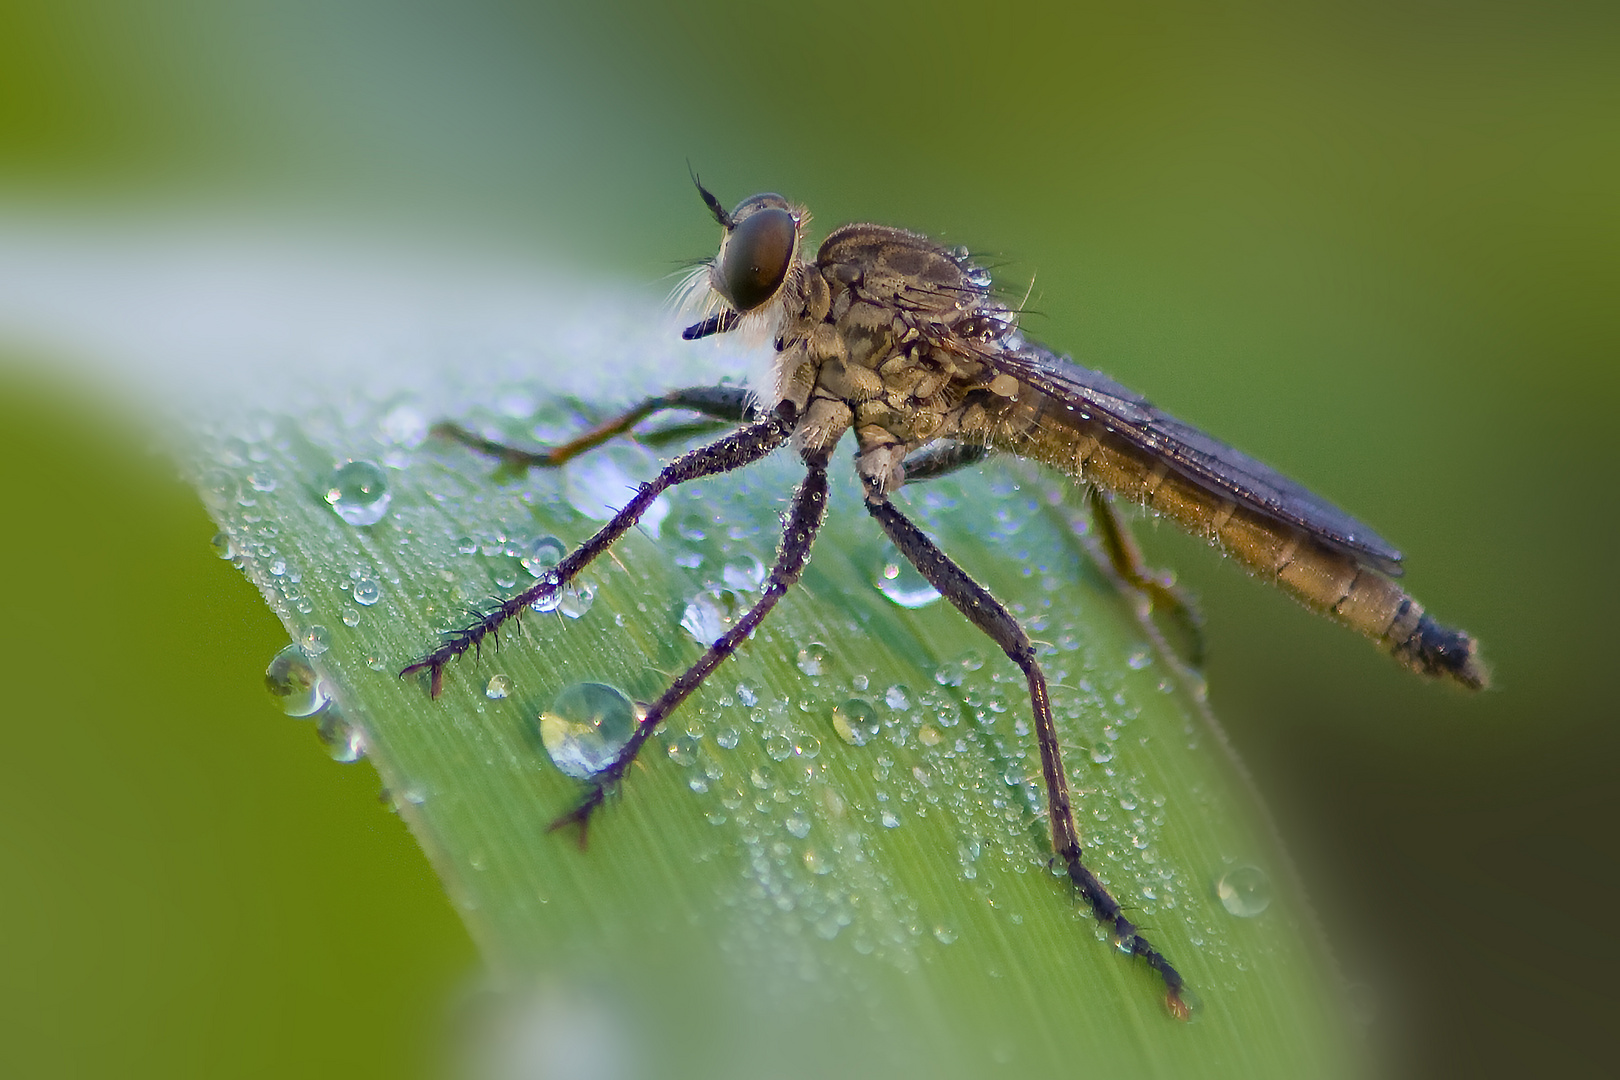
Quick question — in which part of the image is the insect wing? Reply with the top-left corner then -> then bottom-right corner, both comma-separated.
984,341 -> 1404,575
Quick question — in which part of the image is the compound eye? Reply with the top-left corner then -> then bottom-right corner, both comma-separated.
719,206 -> 796,312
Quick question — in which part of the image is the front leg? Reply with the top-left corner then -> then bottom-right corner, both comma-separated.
550,448 -> 833,842
402,404 -> 793,696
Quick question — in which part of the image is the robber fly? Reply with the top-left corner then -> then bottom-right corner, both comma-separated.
405,179 -> 1487,1019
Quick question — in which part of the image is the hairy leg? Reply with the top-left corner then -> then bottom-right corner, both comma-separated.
1083,487 -> 1205,666
900,442 -> 1204,667
550,448 -> 833,840
402,403 -> 793,696
865,490 -> 1189,1018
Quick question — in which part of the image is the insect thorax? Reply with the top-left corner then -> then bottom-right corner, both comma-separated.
767,223 -> 1023,494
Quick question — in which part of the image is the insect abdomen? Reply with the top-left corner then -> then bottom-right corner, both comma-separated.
1005,407 -> 1489,689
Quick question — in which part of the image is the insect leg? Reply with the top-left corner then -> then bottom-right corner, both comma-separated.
865,492 -> 1190,1019
899,440 -> 990,483
550,448 -> 833,840
433,385 -> 757,469
1084,487 -> 1206,666
901,444 -> 1205,667
402,405 -> 793,697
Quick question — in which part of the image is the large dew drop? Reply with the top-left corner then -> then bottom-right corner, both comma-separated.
264,643 -> 328,717
324,460 -> 391,526
539,683 -> 638,779
1215,865 -> 1273,917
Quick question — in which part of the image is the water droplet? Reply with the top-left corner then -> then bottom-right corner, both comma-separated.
316,710 -> 367,762
785,812 -> 811,838
300,625 -> 331,656
211,531 -> 234,559
1215,865 -> 1272,917
381,403 -> 428,447
1126,649 -> 1152,670
200,468 -> 238,509
715,725 -> 739,750
558,581 -> 595,619
323,461 -> 391,526
722,555 -> 766,591
736,683 -> 758,707
341,607 -> 361,628
352,578 -> 381,606
485,674 -> 513,700
918,725 -> 943,747
881,810 -> 901,829
884,685 -> 910,710
1089,742 -> 1115,764
794,733 -> 820,758
831,699 -> 876,746
538,683 -> 638,779
933,924 -> 958,945
264,644 -> 328,717
666,735 -> 699,766
681,589 -> 744,645
796,642 -> 828,676
522,536 -> 567,577
764,734 -> 793,761
875,550 -> 942,608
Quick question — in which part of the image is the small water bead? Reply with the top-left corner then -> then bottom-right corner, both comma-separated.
381,403 -> 428,447
301,625 -> 331,656
785,812 -> 811,839
764,734 -> 794,761
324,461 -> 391,526
681,589 -> 744,645
715,726 -> 740,750
831,699 -> 877,746
341,607 -> 361,628
200,468 -> 238,509
794,734 -> 820,758
881,811 -> 901,829
539,683 -> 638,779
485,674 -> 513,700
264,644 -> 328,717
666,735 -> 699,767
316,711 -> 367,763
884,685 -> 910,710
795,642 -> 828,676
352,578 -> 381,606
521,536 -> 567,577
933,924 -> 958,945
875,554 -> 943,609
1126,649 -> 1152,671
1215,866 -> 1273,918
211,532 -> 233,559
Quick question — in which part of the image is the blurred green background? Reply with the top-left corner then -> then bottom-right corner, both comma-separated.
0,1 -> 1614,1077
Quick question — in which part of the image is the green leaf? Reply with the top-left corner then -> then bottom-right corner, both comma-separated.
179,275 -> 1363,1078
